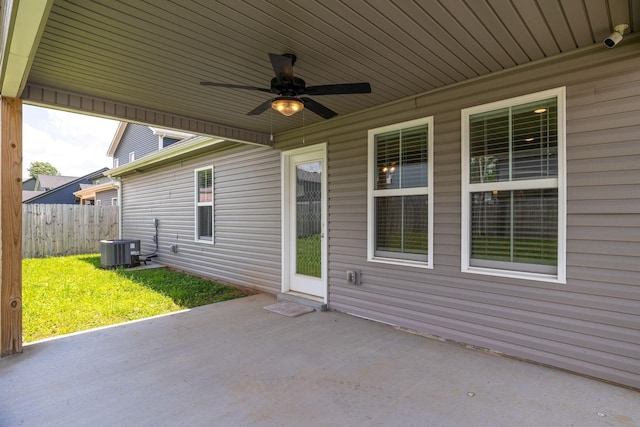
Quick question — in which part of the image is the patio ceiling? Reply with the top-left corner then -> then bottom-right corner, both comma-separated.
11,0 -> 640,139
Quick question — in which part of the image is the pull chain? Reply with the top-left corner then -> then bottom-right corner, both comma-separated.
302,109 -> 306,144
270,108 -> 274,143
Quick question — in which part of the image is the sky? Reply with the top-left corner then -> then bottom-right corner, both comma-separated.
23,105 -> 120,179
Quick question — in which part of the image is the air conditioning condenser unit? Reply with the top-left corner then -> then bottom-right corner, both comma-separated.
100,239 -> 141,268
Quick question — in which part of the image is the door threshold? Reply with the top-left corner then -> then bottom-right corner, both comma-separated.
278,292 -> 327,312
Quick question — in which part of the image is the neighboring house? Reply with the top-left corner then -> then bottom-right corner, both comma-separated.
22,174 -> 78,202
108,42 -> 640,390
106,122 -> 194,168
73,175 -> 119,205
22,191 -> 44,202
23,168 -> 109,204
34,174 -> 78,191
97,122 -> 193,205
22,177 -> 36,191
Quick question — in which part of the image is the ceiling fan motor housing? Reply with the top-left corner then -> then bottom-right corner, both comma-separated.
270,76 -> 306,96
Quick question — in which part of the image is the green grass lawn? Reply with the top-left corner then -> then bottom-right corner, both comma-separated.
471,237 -> 557,265
297,234 -> 321,277
22,254 -> 248,342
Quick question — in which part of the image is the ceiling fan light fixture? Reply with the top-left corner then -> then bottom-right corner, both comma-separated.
272,97 -> 304,116
201,53 -> 369,119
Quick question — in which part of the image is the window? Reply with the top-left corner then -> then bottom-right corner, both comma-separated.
114,158 -> 119,168
195,166 -> 214,243
96,199 -> 102,206
368,117 -> 433,267
461,88 -> 566,282
129,152 -> 135,163
111,197 -> 118,206
162,137 -> 180,148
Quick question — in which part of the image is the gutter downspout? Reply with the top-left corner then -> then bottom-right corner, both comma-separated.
114,177 -> 123,239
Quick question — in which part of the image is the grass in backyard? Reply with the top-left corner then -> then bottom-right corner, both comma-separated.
471,237 -> 557,265
22,254 -> 249,342
296,234 -> 321,277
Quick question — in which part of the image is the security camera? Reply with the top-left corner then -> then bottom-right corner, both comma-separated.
604,24 -> 628,48
604,31 -> 623,48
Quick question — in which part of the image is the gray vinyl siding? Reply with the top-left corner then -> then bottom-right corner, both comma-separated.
114,124 -> 157,166
276,43 -> 640,389
22,177 -> 36,190
96,189 -> 118,206
121,144 -> 281,293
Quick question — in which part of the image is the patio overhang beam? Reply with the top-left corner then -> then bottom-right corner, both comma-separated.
23,83 -> 273,147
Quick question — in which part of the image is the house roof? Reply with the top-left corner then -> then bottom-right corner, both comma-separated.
106,122 -> 128,157
24,168 -> 110,204
10,2 -> 638,144
297,169 -> 321,184
35,175 -> 79,191
148,127 -> 195,140
22,191 -> 44,202
73,180 -> 118,199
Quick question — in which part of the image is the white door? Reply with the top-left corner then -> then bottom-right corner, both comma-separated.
282,144 -> 327,301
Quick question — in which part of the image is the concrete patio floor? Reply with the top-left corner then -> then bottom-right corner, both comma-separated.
1,293 -> 638,426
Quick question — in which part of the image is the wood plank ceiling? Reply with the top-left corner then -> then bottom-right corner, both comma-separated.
27,0 -> 638,136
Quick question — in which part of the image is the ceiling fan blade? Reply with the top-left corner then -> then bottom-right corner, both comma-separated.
200,81 -> 271,93
304,82 -> 372,95
247,99 -> 273,115
268,53 -> 294,83
300,97 -> 337,119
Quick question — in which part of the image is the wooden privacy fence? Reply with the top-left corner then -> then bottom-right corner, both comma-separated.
23,204 -> 119,258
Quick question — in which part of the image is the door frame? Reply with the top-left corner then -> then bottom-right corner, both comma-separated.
281,143 -> 328,303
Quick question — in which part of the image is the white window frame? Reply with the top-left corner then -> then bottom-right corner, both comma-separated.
367,117 -> 434,268
96,199 -> 102,206
111,197 -> 118,206
194,165 -> 214,244
461,87 -> 566,283
129,152 -> 135,162
114,158 -> 119,168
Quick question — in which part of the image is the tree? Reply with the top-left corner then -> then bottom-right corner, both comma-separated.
27,161 -> 61,179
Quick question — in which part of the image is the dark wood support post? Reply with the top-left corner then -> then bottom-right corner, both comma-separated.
0,97 -> 22,356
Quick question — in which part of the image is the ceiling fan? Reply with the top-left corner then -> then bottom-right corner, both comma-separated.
200,53 -> 371,119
